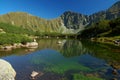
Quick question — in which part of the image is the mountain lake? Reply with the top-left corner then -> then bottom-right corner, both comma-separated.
0,39 -> 120,80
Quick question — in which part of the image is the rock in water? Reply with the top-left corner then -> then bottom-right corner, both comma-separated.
57,41 -> 62,44
0,59 -> 16,80
31,71 -> 39,79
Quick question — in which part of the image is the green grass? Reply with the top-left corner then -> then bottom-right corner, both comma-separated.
0,22 -> 34,35
0,33 -> 32,45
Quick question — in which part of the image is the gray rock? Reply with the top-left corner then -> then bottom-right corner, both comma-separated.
0,59 -> 16,80
21,42 -> 38,48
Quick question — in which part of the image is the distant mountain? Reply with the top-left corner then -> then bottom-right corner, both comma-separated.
89,1 -> 120,23
108,1 -> 120,12
0,12 -> 68,34
0,12 -> 79,34
61,1 -> 120,29
61,11 -> 89,30
0,1 -> 120,34
106,1 -> 120,19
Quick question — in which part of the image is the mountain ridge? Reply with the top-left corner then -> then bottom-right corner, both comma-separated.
0,1 -> 120,34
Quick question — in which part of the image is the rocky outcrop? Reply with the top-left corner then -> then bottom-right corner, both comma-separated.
89,1 -> 120,24
61,1 -> 120,30
61,11 -> 89,30
107,1 -> 120,19
0,28 -> 6,33
0,43 -> 23,51
0,59 -> 16,80
21,42 -> 38,48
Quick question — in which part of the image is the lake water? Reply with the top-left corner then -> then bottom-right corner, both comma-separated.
1,39 -> 120,80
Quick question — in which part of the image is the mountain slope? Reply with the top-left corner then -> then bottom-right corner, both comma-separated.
89,1 -> 120,23
0,1 -> 120,34
0,12 -> 68,34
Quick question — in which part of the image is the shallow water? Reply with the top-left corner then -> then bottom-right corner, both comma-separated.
1,39 -> 120,80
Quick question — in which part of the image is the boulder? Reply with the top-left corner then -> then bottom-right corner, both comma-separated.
22,42 -> 38,48
0,45 -> 13,51
29,42 -> 38,47
0,59 -> 16,80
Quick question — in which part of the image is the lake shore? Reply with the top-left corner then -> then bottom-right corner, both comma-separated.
0,41 -> 38,51
91,36 -> 120,47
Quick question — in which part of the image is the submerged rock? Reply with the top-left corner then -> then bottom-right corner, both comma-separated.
31,71 -> 39,79
31,71 -> 44,79
0,59 -> 16,80
112,69 -> 118,75
112,78 -> 117,80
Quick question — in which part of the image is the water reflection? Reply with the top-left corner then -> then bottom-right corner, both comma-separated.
36,39 -> 120,67
81,40 -> 120,69
0,48 -> 37,58
1,39 -> 120,69
37,39 -> 66,50
0,39 -> 120,80
60,40 -> 89,57
36,39 -> 90,57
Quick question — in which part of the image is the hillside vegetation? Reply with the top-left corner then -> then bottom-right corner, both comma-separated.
0,12 -> 69,34
0,23 -> 32,45
0,23 -> 34,35
79,17 -> 120,38
0,33 -> 32,45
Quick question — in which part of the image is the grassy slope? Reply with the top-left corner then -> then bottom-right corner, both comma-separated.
0,12 -> 66,33
0,23 -> 33,45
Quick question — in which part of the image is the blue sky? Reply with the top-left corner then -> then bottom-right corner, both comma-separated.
0,0 -> 119,19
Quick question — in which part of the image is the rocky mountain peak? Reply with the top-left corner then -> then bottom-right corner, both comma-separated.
61,11 -> 89,30
108,1 -> 120,13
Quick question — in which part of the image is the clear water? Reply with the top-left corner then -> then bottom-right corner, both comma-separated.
1,39 -> 120,80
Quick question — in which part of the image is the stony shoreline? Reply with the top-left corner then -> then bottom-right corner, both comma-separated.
0,41 -> 38,51
91,37 -> 120,47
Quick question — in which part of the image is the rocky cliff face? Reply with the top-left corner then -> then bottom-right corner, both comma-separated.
89,1 -> 120,24
0,1 -> 120,34
60,11 -> 89,30
106,1 -> 120,19
61,1 -> 120,29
